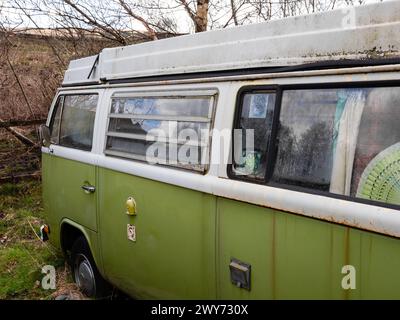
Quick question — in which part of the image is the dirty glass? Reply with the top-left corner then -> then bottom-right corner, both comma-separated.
49,97 -> 63,144
271,87 -> 400,207
271,89 -> 337,190
108,119 -> 209,144
106,95 -> 214,172
351,87 -> 400,206
106,137 -> 203,166
106,137 -> 157,158
110,97 -> 210,117
59,94 -> 98,151
232,92 -> 275,180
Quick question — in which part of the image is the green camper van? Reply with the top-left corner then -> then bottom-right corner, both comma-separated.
39,1 -> 400,299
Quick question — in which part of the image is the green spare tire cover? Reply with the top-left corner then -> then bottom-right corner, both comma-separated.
356,142 -> 400,206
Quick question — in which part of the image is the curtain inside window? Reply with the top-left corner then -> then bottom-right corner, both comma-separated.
330,90 -> 366,196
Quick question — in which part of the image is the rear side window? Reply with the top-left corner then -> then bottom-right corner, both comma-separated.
233,85 -> 400,208
105,93 -> 215,172
271,86 -> 400,207
49,94 -> 98,151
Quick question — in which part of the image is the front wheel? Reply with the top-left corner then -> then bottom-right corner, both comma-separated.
70,236 -> 111,298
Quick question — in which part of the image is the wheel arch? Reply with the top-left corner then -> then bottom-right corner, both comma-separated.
59,219 -> 104,275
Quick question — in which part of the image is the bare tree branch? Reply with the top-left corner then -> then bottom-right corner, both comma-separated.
118,0 -> 158,40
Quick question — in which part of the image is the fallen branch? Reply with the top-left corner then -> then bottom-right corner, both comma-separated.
0,119 -> 46,128
0,118 -> 36,147
0,171 -> 41,183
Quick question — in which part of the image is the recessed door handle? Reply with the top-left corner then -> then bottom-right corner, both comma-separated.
81,184 -> 95,193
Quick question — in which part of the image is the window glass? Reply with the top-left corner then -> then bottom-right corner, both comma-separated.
232,92 -> 275,180
106,137 -> 203,167
106,137 -> 156,158
49,97 -> 63,144
110,97 -> 210,117
272,89 -> 337,190
105,95 -> 214,172
351,87 -> 400,205
272,86 -> 400,207
108,119 -> 209,144
59,94 -> 98,151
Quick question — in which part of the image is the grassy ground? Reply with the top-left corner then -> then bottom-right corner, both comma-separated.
0,179 -> 79,299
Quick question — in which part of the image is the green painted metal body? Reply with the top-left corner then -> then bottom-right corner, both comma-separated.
42,153 -> 400,299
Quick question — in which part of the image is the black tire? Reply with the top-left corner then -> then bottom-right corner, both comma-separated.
70,236 -> 111,299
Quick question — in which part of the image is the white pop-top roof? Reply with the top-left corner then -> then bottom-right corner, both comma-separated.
63,0 -> 400,86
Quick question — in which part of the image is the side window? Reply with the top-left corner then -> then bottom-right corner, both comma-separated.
50,94 -> 98,151
271,86 -> 400,207
105,93 -> 215,172
232,91 -> 276,180
272,89 -> 337,190
49,96 -> 63,144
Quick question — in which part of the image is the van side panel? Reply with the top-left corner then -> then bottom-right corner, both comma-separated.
348,228 -> 400,299
98,167 -> 217,299
217,197 -> 400,299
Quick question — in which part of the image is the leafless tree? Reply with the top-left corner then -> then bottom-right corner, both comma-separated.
0,13 -> 36,119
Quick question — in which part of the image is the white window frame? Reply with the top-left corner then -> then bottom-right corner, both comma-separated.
103,89 -> 217,173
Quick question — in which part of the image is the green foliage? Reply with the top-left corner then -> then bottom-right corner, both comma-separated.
0,180 -> 66,299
